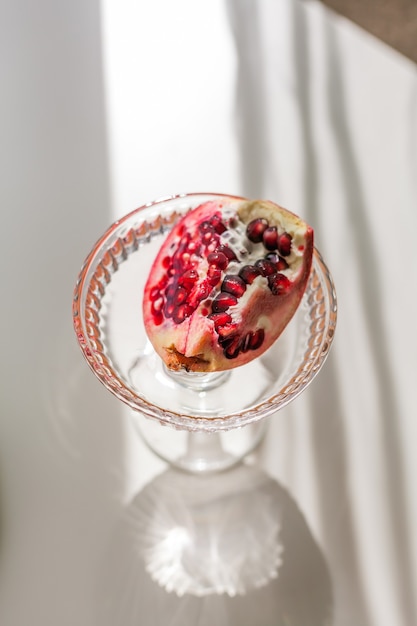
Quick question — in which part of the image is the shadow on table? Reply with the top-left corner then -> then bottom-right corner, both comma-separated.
98,462 -> 333,626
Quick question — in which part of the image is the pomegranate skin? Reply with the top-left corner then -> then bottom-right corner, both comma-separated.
143,199 -> 314,372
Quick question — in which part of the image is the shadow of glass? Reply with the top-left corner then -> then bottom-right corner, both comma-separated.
98,463 -> 333,626
0,4 -> 122,624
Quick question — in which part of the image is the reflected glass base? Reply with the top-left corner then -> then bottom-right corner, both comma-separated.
98,464 -> 333,625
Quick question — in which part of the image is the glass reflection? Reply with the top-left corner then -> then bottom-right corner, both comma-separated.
98,462 -> 333,626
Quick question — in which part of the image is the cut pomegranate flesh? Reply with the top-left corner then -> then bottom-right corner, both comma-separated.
143,199 -> 314,372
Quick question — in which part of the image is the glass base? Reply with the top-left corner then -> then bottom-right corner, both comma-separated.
135,417 -> 268,473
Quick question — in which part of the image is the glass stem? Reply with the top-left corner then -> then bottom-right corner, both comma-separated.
164,366 -> 231,392
185,431 -> 226,471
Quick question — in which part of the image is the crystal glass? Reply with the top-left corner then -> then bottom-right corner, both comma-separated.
73,193 -> 337,472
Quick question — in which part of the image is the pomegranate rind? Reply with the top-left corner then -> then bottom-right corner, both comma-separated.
143,199 -> 314,372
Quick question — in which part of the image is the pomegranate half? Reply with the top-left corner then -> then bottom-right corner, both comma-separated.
143,198 -> 314,372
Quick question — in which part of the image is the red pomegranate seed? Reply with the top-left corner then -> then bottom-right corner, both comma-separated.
263,226 -> 278,250
217,244 -> 237,261
208,312 -> 232,328
265,252 -> 289,271
149,286 -> 161,301
202,230 -> 215,245
162,256 -> 171,269
255,259 -> 276,277
173,303 -> 194,324
164,301 -> 175,318
248,328 -> 265,350
246,218 -> 269,243
276,257 -> 289,271
265,252 -> 279,262
216,323 -> 239,339
221,275 -> 247,298
199,221 -> 214,234
174,286 -> 188,305
153,311 -> 163,326
224,344 -> 240,359
165,284 -> 177,300
209,214 -> 227,234
222,336 -> 241,359
179,269 -> 198,288
268,273 -> 291,296
194,280 -> 210,300
240,333 -> 251,353
152,297 -> 164,313
278,232 -> 292,256
194,243 -> 204,256
207,251 -> 228,270
207,265 -> 222,285
212,292 -> 238,313
239,264 -> 261,284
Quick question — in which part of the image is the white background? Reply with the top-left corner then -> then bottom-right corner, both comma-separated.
1,1 -> 416,625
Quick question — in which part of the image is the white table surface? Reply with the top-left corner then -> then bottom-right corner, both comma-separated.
1,1 -> 416,625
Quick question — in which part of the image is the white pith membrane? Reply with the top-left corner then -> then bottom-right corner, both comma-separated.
143,199 -> 313,372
